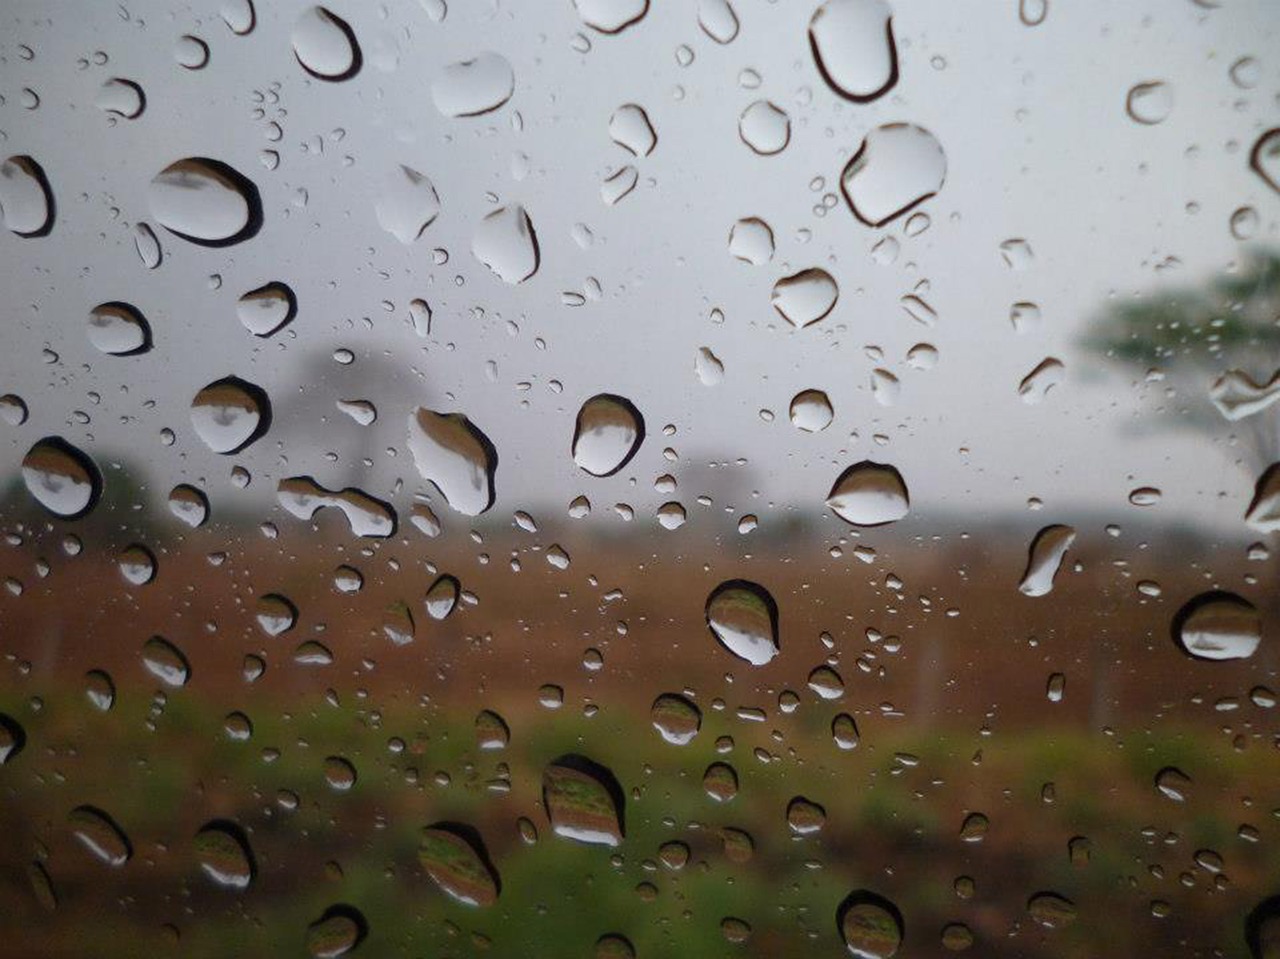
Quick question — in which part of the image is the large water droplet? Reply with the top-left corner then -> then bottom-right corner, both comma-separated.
22,437 -> 102,518
572,394 -> 644,476
542,755 -> 625,846
142,636 -> 190,687
1126,81 -> 1172,124
698,0 -> 739,43
472,205 -> 540,284
772,268 -> 838,327
375,165 -> 440,244
703,761 -> 738,801
237,282 -> 296,336
706,579 -> 780,666
1174,592 -> 1261,661
174,35 -> 210,70
574,0 -> 648,33
292,7 -> 361,81
148,158 -> 261,245
0,713 -> 26,764
419,824 -> 500,906
0,156 -> 54,236
277,477 -> 397,537
194,821 -> 255,890
808,0 -> 897,103
1018,524 -> 1075,597
790,389 -> 833,431
191,377 -> 271,453
88,302 -> 151,355
827,461 -> 909,526
838,890 -> 903,958
407,408 -> 497,516
841,124 -> 945,227
431,52 -> 514,117
1246,464 -> 1280,532
739,100 -> 791,155
68,806 -> 132,867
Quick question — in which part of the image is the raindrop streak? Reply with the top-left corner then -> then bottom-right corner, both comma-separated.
375,165 -> 440,243
838,890 -> 904,958
574,0 -> 648,34
841,124 -> 945,227
472,205 -> 540,284
278,477 -> 396,537
168,484 -> 210,527
791,389 -> 834,431
739,100 -> 791,155
148,158 -> 262,246
237,282 -> 296,336
706,579 -> 780,666
772,268 -> 838,327
609,104 -> 656,156
651,693 -> 702,745
88,302 -> 151,355
1251,129 -> 1280,195
728,216 -> 774,264
142,636 -> 190,687
95,78 -> 145,118
194,821 -> 255,890
827,461 -> 910,526
1174,592 -> 1261,661
1126,81 -> 1172,125
808,0 -> 897,103
22,438 -> 102,518
542,755 -> 625,846
431,53 -> 515,117
68,806 -> 131,867
572,394 -> 644,476
1018,357 -> 1064,403
407,408 -> 498,516
1018,524 -> 1075,597
190,377 -> 271,454
418,825 -> 500,906
306,906 -> 366,958
291,7 -> 361,81
0,156 -> 54,237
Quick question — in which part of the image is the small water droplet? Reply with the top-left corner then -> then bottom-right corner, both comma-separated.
574,0 -> 648,34
1126,81 -> 1173,125
194,821 -> 255,890
237,282 -> 296,336
651,693 -> 702,744
739,100 -> 791,155
609,103 -> 656,156
142,636 -> 190,687
88,302 -> 151,355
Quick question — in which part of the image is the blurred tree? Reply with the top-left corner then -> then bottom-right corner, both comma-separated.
1081,249 -> 1280,466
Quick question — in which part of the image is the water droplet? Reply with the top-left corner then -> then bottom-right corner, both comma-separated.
1019,0 -> 1048,26
95,78 -> 145,118
703,762 -> 738,801
609,104 -> 656,156
0,713 -> 26,764
277,477 -> 397,537
959,811 -> 989,842
572,394 -> 644,476
174,35 -> 210,70
1018,524 -> 1075,597
832,713 -> 860,749
375,165 -> 440,243
574,0 -> 648,34
432,52 -> 514,117
808,665 -> 844,699
790,389 -> 833,431
419,824 -> 500,906
133,223 -> 162,268
651,693 -> 701,744
698,0 -> 739,43
191,377 -> 270,453
728,216 -> 774,264
1027,892 -> 1075,928
472,205 -> 540,284
220,0 -> 255,35
772,268 -> 838,328
808,0 -> 897,102
706,579 -> 779,666
88,302 -> 151,355
142,636 -> 190,687
237,282 -> 296,336
1126,81 -> 1173,125
1230,56 -> 1260,90
306,905 -> 366,958
324,756 -> 357,791
194,821 -> 255,890
601,165 -> 638,205
148,158 -> 261,246
167,484 -> 209,527
870,368 -> 900,406
906,342 -> 938,369
0,156 -> 54,236
838,890 -> 903,958
0,394 -> 29,425
255,594 -> 297,637
941,923 -> 974,951
1017,357 -> 1064,403
475,709 -> 509,749
542,754 -> 625,846
292,7 -> 361,81
1174,592 -> 1261,661
827,461 -> 909,526
842,124 -> 945,227
1230,206 -> 1259,241
68,806 -> 131,867
1251,129 -> 1280,195
1246,464 -> 1280,532
1246,896 -> 1280,959
407,408 -> 497,516
695,347 -> 724,386
425,573 -> 460,620
787,796 -> 826,835
27,861 -> 56,911
85,670 -> 115,711
118,544 -> 156,586
22,438 -> 102,518
739,100 -> 791,155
